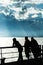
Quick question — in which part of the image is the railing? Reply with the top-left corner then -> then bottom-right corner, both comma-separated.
0,45 -> 43,64
0,46 -> 26,64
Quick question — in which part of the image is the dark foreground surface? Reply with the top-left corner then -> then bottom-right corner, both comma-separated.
0,58 -> 43,65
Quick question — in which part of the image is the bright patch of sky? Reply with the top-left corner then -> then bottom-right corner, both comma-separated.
0,0 -> 43,20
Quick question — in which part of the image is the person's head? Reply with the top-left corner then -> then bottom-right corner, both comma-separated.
13,38 -> 16,42
31,37 -> 34,41
25,36 -> 28,40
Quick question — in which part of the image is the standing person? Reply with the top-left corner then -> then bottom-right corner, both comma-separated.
13,38 -> 23,61
24,37 -> 31,60
31,37 -> 41,59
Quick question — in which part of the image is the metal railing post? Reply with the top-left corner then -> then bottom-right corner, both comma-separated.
1,48 -> 2,59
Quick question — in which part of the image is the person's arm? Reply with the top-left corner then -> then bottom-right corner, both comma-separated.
13,42 -> 16,47
13,42 -> 14,46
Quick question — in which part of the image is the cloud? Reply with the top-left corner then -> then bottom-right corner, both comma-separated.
11,7 -> 40,20
0,0 -> 11,6
32,14 -> 38,18
22,0 -> 43,4
40,10 -> 43,17
31,0 -> 43,4
0,0 -> 43,20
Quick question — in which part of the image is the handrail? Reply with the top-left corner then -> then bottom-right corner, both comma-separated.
0,46 -> 17,49
0,52 -> 18,54
0,45 -> 43,64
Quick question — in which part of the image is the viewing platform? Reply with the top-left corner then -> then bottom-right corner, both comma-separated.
0,45 -> 43,65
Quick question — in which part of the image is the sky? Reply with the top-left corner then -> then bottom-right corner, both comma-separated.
0,0 -> 43,36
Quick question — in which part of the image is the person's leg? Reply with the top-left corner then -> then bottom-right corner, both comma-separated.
20,52 -> 23,61
33,52 -> 38,59
26,52 -> 29,60
32,50 -> 35,58
18,52 -> 23,61
18,52 -> 20,61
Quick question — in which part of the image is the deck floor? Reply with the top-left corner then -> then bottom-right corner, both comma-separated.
0,58 -> 43,65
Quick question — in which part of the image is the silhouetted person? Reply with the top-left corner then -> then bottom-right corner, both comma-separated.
31,37 -> 41,59
1,58 -> 5,64
13,38 -> 23,61
24,37 -> 31,59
